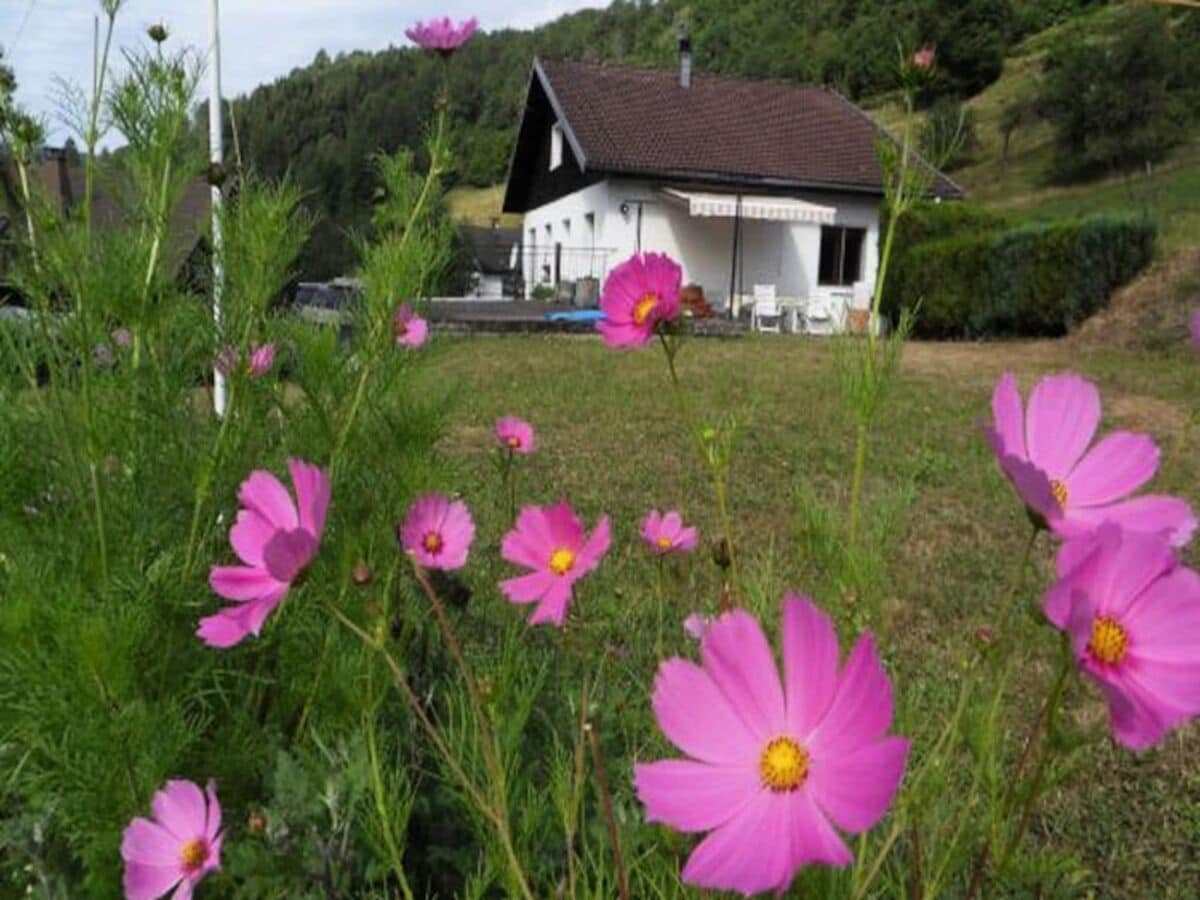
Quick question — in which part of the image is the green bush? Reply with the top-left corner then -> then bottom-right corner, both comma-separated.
886,212 -> 1157,338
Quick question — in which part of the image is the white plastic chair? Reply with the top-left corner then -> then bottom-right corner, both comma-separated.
806,296 -> 835,336
751,284 -> 782,334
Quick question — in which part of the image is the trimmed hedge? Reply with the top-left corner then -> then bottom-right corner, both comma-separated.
884,206 -> 1157,338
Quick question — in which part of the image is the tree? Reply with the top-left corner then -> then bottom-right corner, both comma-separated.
1040,6 -> 1191,183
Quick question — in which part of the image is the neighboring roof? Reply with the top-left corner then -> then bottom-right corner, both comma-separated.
504,58 -> 961,212
1,148 -> 214,277
459,224 -> 521,274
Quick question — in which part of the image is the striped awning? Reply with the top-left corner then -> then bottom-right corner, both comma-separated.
660,188 -> 836,224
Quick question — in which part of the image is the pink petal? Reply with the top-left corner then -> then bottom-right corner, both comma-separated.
1065,432 -> 1158,508
675,526 -> 699,552
786,789 -> 855,869
807,636 -> 893,758
238,470 -> 299,531
1074,525 -> 1175,620
1095,668 -> 1180,750
529,578 -> 574,626
700,609 -> 787,742
543,502 -> 585,548
152,780 -> 207,840
229,509 -> 274,568
204,782 -> 222,843
809,736 -> 909,833
641,510 -> 663,544
633,759 -> 760,832
197,591 -> 286,648
990,371 -> 1026,459
1125,567 -> 1200,663
124,861 -> 182,900
681,790 -> 797,894
261,529 -> 318,583
650,658 -> 762,765
500,570 -> 554,605
208,565 -> 280,601
172,879 -> 195,900
997,453 -> 1061,523
575,514 -> 612,571
288,458 -> 331,538
1025,373 -> 1100,479
1057,494 -> 1197,547
661,511 -> 683,535
121,818 -> 180,865
781,594 -> 840,738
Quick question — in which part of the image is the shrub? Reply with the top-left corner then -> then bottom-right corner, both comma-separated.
886,213 -> 1157,338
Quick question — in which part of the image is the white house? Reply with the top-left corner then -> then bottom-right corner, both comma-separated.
502,42 -> 960,329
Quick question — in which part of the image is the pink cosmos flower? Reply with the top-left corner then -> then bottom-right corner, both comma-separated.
405,16 -> 478,55
642,509 -> 699,556
985,372 -> 1196,546
495,416 -> 536,454
635,594 -> 909,895
121,779 -> 222,900
399,493 -> 475,571
500,502 -> 611,626
597,252 -> 683,349
1190,309 -> 1200,348
247,342 -> 275,378
199,458 -> 330,648
912,45 -> 936,71
1046,523 -> 1200,750
683,612 -> 711,641
392,303 -> 429,349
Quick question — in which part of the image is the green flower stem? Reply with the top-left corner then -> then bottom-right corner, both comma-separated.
505,448 -> 517,523
997,640 -> 1074,869
848,89 -> 916,547
587,724 -> 630,900
182,381 -> 237,581
365,703 -> 416,900
331,104 -> 447,474
659,332 -> 741,594
654,556 -> 666,660
84,7 -> 119,232
996,524 -> 1041,639
330,603 -> 535,900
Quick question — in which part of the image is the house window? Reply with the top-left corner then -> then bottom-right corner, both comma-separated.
561,218 -> 571,237
818,226 -> 866,287
550,123 -> 564,170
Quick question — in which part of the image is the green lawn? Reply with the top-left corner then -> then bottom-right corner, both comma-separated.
430,334 -> 1200,897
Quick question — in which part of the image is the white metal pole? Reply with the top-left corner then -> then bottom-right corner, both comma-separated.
209,0 -> 227,416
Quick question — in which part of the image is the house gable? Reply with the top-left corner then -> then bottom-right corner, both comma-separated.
502,63 -> 603,214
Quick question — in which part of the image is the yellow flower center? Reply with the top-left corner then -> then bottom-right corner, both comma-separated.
505,435 -> 521,449
422,532 -> 444,554
1050,479 -> 1069,509
180,839 -> 207,870
549,547 -> 576,576
632,293 -> 659,326
759,737 -> 810,792
1089,616 -> 1129,666
656,535 -> 674,550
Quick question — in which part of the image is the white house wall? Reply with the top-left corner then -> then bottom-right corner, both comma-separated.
521,177 -> 881,310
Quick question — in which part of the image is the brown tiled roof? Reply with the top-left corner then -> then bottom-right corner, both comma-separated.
537,59 -> 961,198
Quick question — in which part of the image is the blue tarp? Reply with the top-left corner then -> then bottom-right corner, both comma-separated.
544,309 -> 605,323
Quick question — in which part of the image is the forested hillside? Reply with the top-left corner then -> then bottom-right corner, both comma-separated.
222,0 -> 1140,278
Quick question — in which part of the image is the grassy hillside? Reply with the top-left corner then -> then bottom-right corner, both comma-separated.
948,5 -> 1200,253
445,185 -> 521,229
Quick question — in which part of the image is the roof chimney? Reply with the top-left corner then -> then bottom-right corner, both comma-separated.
678,27 -> 692,89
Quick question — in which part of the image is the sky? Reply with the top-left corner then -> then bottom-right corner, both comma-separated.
1,0 -> 607,144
